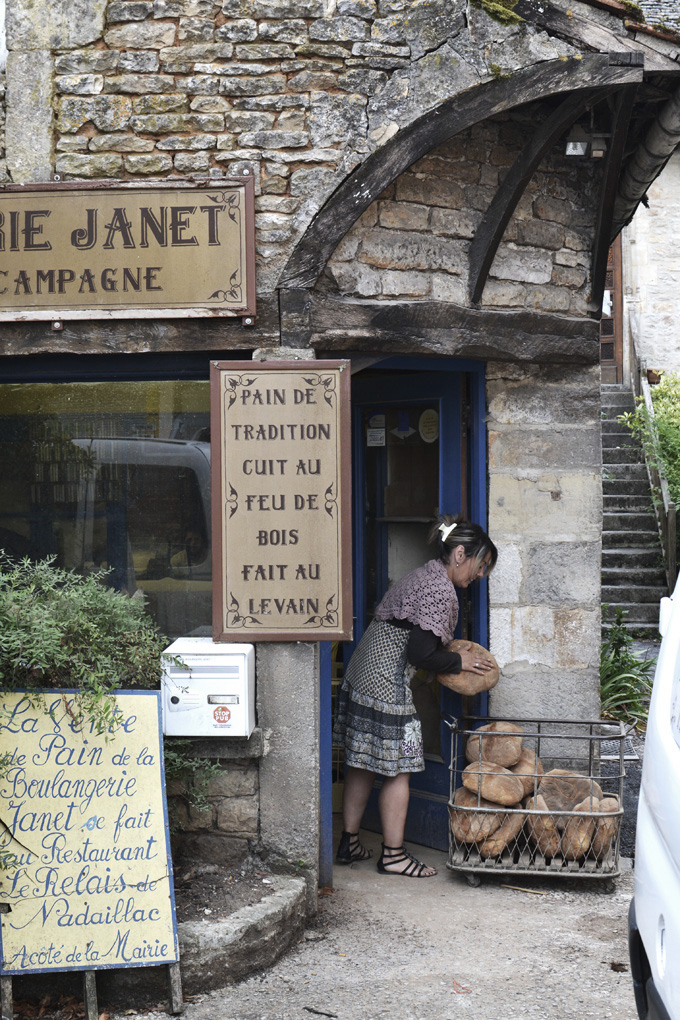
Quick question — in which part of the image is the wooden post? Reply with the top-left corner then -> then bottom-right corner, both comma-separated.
83,971 -> 98,1020
167,962 -> 184,1014
0,976 -> 12,1020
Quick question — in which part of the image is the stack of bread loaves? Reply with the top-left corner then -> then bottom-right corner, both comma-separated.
450,722 -> 620,861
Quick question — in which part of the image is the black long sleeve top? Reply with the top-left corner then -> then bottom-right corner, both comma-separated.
388,618 -> 462,674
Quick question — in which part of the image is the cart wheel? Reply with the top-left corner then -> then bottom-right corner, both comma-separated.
466,873 -> 481,888
603,879 -> 616,894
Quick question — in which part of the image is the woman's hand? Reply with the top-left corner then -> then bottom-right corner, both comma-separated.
458,649 -> 495,674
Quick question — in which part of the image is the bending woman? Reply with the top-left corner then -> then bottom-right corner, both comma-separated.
333,515 -> 498,877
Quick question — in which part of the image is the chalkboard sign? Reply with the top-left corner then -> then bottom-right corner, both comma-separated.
0,691 -> 179,975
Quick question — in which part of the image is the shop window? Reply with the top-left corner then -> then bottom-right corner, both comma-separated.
0,378 -> 211,639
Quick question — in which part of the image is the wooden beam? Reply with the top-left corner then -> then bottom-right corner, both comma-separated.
302,294 -> 600,364
591,86 -> 638,311
468,86 -> 617,306
83,972 -> 98,1020
279,55 -> 644,290
0,297 -> 280,358
513,0 -> 674,72
0,976 -> 12,1020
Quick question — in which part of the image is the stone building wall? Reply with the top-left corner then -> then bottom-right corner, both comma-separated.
486,361 -> 602,720
168,758 -> 260,867
624,151 -> 680,376
323,111 -> 599,316
0,0 -> 636,885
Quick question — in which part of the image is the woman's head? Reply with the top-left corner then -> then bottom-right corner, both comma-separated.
428,514 -> 497,585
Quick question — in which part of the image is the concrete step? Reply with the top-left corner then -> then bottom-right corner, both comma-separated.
602,566 -> 666,586
602,530 -> 660,548
603,602 -> 661,623
601,621 -> 661,639
603,479 -> 652,496
603,494 -> 653,511
603,511 -> 657,530
603,463 -> 648,480
602,585 -> 668,603
601,386 -> 636,405
601,419 -> 635,435
603,446 -> 643,464
602,547 -> 664,568
603,430 -> 640,446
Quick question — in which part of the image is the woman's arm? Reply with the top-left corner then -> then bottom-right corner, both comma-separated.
406,625 -> 462,674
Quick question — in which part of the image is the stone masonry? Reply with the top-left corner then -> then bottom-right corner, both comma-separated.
1,0 -> 662,898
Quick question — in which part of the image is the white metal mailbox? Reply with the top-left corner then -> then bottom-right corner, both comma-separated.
161,637 -> 255,737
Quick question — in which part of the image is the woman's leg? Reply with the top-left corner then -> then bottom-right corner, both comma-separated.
377,773 -> 436,876
342,766 -> 376,831
336,766 -> 375,862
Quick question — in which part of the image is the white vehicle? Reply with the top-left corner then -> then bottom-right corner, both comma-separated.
629,572 -> 680,1020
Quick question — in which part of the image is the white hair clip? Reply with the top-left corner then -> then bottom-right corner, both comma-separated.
439,521 -> 457,543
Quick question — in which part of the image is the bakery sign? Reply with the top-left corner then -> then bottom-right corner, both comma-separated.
210,360 -> 352,642
0,178 -> 255,320
0,691 -> 179,976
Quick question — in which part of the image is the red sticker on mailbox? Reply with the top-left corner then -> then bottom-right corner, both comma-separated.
213,705 -> 231,725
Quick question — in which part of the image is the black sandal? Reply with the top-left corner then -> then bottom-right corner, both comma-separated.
377,843 -> 437,877
336,830 -> 373,864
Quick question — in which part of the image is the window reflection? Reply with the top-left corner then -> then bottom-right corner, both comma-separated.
0,380 -> 211,638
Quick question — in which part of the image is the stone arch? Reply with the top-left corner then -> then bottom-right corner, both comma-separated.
279,54 -> 642,294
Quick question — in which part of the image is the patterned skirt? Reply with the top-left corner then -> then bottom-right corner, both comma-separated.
333,619 -> 424,776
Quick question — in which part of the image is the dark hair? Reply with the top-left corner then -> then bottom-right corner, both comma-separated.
428,514 -> 498,573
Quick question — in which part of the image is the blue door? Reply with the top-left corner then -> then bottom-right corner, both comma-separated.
345,358 -> 488,851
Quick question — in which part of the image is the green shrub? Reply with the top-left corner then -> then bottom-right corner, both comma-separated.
0,554 -> 166,733
601,608 -> 655,726
619,372 -> 680,510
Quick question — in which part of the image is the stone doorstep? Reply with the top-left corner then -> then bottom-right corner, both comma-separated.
16,875 -> 309,1008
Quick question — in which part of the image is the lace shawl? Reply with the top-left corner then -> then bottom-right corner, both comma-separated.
374,558 -> 459,644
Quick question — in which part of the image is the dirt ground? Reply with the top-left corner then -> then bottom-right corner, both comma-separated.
173,861 -> 273,925
97,827 -> 639,1020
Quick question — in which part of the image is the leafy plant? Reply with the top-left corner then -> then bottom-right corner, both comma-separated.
619,372 -> 680,510
601,607 -> 655,726
0,554 -> 167,733
164,738 -> 223,819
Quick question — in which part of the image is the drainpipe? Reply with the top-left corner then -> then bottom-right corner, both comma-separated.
611,82 -> 680,239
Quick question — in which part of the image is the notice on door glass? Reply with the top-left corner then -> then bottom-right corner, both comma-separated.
0,691 -> 178,976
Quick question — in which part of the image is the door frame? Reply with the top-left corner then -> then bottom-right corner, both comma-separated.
335,355 -> 488,851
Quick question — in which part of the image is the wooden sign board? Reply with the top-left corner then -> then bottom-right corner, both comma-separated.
0,179 -> 255,320
211,360 -> 352,642
0,691 -> 179,976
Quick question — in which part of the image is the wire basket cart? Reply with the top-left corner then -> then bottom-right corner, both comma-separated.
445,715 -> 631,888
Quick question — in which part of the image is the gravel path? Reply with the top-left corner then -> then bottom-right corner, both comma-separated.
110,830 -> 638,1020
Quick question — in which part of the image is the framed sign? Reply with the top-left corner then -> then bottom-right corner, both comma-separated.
0,691 -> 179,976
0,178 -> 255,321
211,360 -> 352,642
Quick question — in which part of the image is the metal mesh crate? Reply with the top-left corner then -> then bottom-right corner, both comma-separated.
445,716 -> 630,886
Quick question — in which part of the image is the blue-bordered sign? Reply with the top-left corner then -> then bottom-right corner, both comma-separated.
0,690 -> 179,975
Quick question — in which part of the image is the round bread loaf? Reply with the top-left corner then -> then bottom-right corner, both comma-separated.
562,797 -> 597,860
591,796 -> 620,859
465,721 -> 524,768
510,747 -> 544,798
525,794 -> 561,858
449,785 -> 503,843
479,809 -> 526,859
437,640 -> 500,695
539,769 -> 603,813
462,761 -> 524,806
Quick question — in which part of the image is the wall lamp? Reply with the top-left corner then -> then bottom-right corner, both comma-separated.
565,124 -> 610,158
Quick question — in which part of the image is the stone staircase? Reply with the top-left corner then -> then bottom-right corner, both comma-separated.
601,384 -> 668,638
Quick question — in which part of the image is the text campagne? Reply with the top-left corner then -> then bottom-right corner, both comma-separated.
0,203 -> 224,296
0,693 -> 176,974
